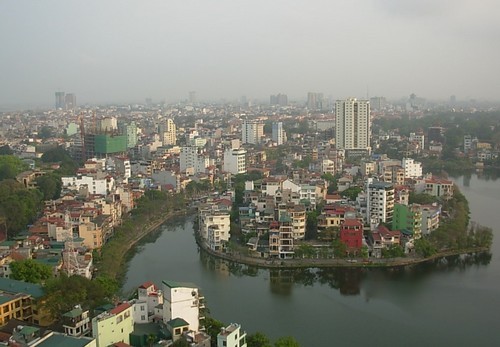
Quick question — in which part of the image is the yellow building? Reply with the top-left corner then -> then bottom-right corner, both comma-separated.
0,277 -> 54,327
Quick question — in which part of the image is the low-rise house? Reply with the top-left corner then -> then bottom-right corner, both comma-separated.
62,305 -> 91,337
217,323 -> 247,347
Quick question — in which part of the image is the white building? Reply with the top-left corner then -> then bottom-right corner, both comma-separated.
271,122 -> 286,145
402,158 -> 422,178
335,98 -> 371,151
62,175 -> 114,196
162,281 -> 204,333
217,323 -> 247,347
180,146 -> 209,174
99,117 -> 118,132
199,209 -> 230,247
321,159 -> 335,175
420,204 -> 441,235
241,121 -> 264,145
409,132 -> 425,150
366,179 -> 395,226
223,148 -> 246,174
133,281 -> 163,323
162,118 -> 177,146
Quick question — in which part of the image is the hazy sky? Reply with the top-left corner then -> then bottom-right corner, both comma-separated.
1,0 -> 499,107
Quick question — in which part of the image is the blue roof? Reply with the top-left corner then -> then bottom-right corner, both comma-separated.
0,277 -> 44,299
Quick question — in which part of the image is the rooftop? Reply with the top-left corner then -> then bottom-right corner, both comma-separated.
162,280 -> 197,289
0,277 -> 44,299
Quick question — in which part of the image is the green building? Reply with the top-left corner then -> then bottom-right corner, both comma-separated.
118,121 -> 138,148
85,133 -> 127,158
392,203 -> 422,239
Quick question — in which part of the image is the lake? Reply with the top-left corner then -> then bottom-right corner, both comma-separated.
123,173 -> 500,346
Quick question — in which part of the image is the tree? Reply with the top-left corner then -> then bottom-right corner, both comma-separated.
35,173 -> 62,200
382,245 -> 405,258
305,211 -> 318,240
172,338 -> 189,347
340,187 -> 362,201
203,316 -> 225,347
0,155 -> 26,181
0,145 -> 13,155
414,238 -> 436,257
274,336 -> 301,347
409,192 -> 438,205
38,126 -> 55,139
332,239 -> 347,258
42,274 -> 114,318
0,180 -> 43,237
247,332 -> 272,347
10,259 -> 53,284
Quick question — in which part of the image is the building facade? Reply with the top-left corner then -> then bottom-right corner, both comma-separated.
335,98 -> 371,151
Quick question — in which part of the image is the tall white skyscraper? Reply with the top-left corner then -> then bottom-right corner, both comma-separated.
335,98 -> 371,151
272,122 -> 285,145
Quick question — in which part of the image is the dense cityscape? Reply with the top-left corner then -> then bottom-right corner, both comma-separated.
0,91 -> 497,346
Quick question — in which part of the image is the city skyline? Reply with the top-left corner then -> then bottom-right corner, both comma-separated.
1,0 -> 499,108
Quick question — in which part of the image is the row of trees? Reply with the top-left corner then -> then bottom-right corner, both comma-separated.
7,258 -> 119,319
414,188 -> 493,257
0,148 -> 79,237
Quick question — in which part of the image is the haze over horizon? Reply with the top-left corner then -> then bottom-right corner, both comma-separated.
1,0 -> 499,108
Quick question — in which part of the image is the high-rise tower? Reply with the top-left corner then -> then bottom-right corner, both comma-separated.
335,98 -> 371,151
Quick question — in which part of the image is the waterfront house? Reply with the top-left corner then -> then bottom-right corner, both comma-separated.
162,281 -> 205,333
92,302 -> 133,347
217,323 -> 247,347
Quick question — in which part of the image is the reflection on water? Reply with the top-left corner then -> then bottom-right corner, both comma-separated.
199,250 -> 491,297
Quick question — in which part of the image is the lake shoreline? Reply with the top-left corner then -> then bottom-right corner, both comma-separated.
195,227 -> 490,269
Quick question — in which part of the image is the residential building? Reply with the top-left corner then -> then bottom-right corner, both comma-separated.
392,203 -> 422,239
162,119 -> 177,146
162,281 -> 205,333
0,277 -> 53,327
409,132 -> 425,150
271,122 -> 286,145
402,158 -> 422,179
61,174 -> 114,196
134,281 -> 163,323
241,120 -> 264,145
118,121 -> 138,148
340,219 -> 364,253
307,92 -> 324,110
372,225 -> 401,257
335,98 -> 371,151
62,305 -> 91,337
420,204 -> 441,235
223,148 -> 246,175
366,180 -> 395,225
217,323 -> 247,347
92,303 -> 133,347
321,159 -> 335,175
10,326 -> 96,347
268,219 -> 294,259
416,177 -> 454,199
180,146 -> 209,174
55,91 -> 65,109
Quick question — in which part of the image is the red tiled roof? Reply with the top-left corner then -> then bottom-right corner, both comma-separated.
341,219 -> 363,227
139,281 -> 155,289
109,303 -> 131,315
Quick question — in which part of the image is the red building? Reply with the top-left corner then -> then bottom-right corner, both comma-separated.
340,219 -> 363,251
